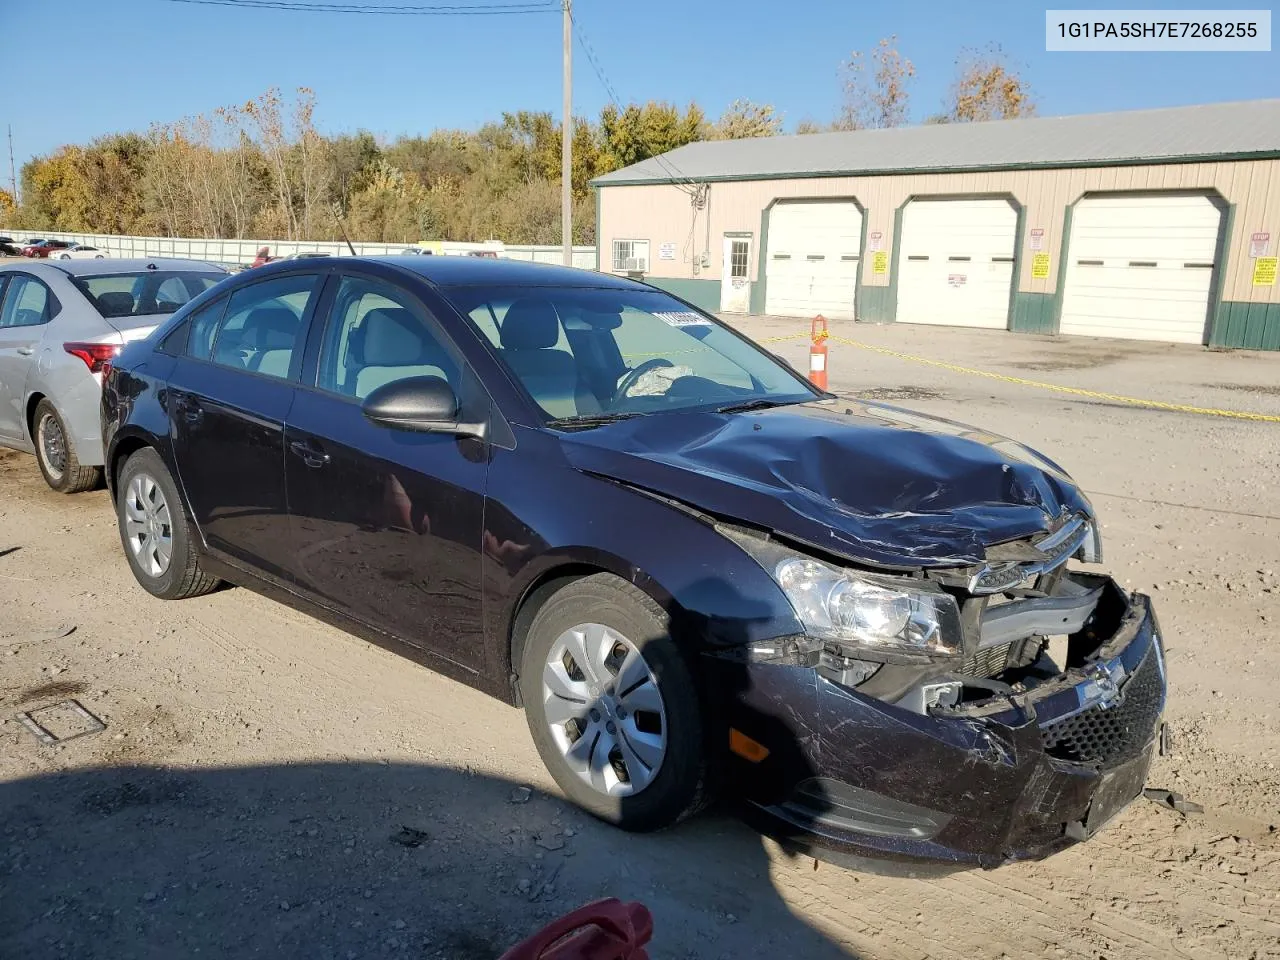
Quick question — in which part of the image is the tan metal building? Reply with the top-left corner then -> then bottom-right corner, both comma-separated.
593,100 -> 1280,350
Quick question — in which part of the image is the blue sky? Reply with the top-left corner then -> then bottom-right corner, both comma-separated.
3,0 -> 1278,172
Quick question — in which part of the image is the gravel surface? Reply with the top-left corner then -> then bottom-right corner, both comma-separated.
1,320 -> 1278,959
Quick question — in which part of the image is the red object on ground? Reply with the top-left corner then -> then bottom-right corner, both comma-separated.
498,898 -> 653,960
809,314 -> 829,390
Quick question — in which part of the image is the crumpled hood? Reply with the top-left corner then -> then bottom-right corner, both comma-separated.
560,401 -> 1092,568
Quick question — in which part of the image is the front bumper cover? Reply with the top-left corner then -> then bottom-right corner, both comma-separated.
712,575 -> 1166,871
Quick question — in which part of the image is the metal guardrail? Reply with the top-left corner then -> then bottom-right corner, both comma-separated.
0,229 -> 597,270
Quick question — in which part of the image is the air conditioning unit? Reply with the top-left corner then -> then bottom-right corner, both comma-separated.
622,257 -> 647,272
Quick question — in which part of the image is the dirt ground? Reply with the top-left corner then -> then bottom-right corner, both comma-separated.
2,320 -> 1278,959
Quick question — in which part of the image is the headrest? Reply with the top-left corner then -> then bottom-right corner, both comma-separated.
243,307 -> 299,350
361,307 -> 427,366
500,298 -> 560,350
96,292 -> 136,317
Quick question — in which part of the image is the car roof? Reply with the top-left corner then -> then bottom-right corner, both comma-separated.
366,255 -> 635,289
35,257 -> 229,277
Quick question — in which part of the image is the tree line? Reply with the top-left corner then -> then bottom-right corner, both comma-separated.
2,41 -> 1032,245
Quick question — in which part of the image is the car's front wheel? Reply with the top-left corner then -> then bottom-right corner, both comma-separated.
520,573 -> 715,831
33,398 -> 100,493
116,448 -> 220,600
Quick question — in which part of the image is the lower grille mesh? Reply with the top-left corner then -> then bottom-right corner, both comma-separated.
961,643 -> 1013,678
1039,645 -> 1164,768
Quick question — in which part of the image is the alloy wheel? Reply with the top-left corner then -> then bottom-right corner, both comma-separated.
541,623 -> 667,797
124,474 -> 173,577
37,413 -> 67,481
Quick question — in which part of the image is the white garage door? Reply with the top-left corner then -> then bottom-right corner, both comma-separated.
765,201 -> 863,320
1059,194 -> 1224,344
896,198 -> 1018,329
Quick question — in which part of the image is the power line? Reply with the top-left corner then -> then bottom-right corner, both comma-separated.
568,9 -> 700,195
157,0 -> 557,14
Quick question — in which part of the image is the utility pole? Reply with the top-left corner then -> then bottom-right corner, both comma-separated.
7,126 -> 15,205
561,0 -> 572,266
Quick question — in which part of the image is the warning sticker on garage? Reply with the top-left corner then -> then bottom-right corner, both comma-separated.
947,274 -> 967,287
1251,232 -> 1272,258
872,251 -> 888,274
658,242 -> 676,261
1032,253 -> 1051,279
1254,257 -> 1278,287
1030,228 -> 1045,252
869,231 -> 884,252
654,311 -> 712,328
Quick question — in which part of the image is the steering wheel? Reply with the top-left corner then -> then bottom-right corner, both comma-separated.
611,358 -> 675,408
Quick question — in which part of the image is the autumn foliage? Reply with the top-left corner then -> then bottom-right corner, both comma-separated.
6,44 -> 1034,242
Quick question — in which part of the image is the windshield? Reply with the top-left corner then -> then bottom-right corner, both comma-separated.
443,284 -> 817,421
73,271 -> 223,319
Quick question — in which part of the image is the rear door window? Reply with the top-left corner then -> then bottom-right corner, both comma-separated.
0,276 -> 53,328
207,274 -> 320,380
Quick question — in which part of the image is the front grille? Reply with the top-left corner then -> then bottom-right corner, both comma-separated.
1039,645 -> 1164,768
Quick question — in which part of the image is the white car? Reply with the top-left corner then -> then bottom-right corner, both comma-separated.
0,257 -> 228,491
55,243 -> 107,260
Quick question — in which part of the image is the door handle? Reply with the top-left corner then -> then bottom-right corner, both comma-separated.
289,439 -> 330,468
182,399 -> 203,424
16,347 -> 33,356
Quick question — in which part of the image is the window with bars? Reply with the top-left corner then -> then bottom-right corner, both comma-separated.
611,239 -> 650,273
729,239 -> 750,279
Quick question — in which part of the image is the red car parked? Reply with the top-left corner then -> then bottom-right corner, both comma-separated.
21,239 -> 72,258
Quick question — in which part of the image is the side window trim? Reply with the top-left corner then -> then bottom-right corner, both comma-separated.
296,272 -> 338,390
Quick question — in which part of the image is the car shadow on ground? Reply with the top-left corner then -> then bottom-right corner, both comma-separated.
0,760 -> 858,959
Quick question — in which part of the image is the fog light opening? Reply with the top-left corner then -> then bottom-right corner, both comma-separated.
729,728 -> 771,763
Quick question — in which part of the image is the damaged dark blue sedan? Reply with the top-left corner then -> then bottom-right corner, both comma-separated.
101,257 -> 1166,871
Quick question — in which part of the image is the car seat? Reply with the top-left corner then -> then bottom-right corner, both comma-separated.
350,307 -> 453,399
498,298 -> 600,418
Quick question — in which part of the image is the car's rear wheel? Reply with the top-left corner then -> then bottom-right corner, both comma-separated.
116,448 -> 220,600
33,398 -> 100,494
520,573 -> 714,831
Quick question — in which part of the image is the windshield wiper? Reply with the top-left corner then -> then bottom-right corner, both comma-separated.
715,397 -> 803,414
545,412 -> 643,430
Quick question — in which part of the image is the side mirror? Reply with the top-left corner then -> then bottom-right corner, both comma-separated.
361,376 -> 486,439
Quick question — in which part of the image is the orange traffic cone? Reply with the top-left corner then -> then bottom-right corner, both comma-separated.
809,315 -> 829,390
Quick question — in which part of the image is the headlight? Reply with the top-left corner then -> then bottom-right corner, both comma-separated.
1078,520 -> 1104,564
774,557 -> 962,659
717,524 -> 963,662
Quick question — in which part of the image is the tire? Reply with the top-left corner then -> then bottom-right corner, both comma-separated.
32,398 -> 101,493
520,573 -> 716,831
116,447 -> 220,600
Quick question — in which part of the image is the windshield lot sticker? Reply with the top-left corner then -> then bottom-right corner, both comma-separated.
655,311 -> 712,328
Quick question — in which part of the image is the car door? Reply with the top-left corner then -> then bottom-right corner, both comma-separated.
0,274 -> 53,441
168,271 -> 323,579
285,270 -> 490,672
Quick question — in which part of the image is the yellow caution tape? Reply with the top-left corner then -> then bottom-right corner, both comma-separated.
755,332 -> 1280,423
